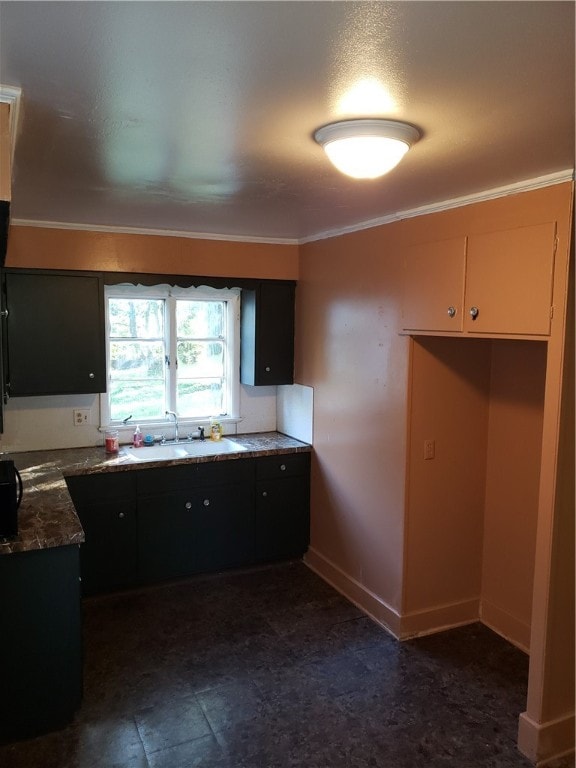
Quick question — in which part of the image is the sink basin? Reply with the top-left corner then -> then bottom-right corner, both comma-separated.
122,444 -> 190,462
182,438 -> 247,456
122,438 -> 247,462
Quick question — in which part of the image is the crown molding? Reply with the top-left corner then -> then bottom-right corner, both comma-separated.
300,169 -> 575,244
10,169 -> 574,247
9,219 -> 299,246
0,85 -> 22,164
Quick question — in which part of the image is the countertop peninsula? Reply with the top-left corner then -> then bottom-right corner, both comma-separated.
0,432 -> 311,556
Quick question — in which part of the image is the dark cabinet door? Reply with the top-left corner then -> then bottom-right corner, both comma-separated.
0,545 -> 82,741
76,503 -> 138,595
241,281 -> 295,386
66,472 -> 138,595
256,475 -> 310,562
138,481 -> 255,583
4,269 -> 106,396
255,453 -> 310,562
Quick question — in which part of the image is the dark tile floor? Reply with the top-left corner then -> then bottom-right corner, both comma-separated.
1,561 -> 574,768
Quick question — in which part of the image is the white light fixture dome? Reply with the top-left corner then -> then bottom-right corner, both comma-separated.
314,119 -> 420,179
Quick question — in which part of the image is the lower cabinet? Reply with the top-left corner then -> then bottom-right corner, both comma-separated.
138,466 -> 255,582
0,545 -> 82,742
66,472 -> 138,595
66,452 -> 310,595
256,453 -> 311,562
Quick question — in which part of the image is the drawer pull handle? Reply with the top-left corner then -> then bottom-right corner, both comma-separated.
280,464 -> 286,471
203,499 -> 210,507
118,512 -> 125,519
265,366 -> 271,372
262,491 -> 268,497
447,306 -> 456,318
185,501 -> 192,510
89,372 -> 95,379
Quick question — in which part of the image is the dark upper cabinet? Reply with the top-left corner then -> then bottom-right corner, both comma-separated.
2,269 -> 106,396
241,281 -> 295,386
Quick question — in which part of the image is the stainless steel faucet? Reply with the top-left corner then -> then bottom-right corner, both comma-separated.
165,411 -> 179,442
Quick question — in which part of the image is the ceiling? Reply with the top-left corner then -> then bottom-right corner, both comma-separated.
1,1 -> 574,243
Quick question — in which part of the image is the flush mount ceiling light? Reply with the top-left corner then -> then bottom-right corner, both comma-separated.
314,119 -> 420,180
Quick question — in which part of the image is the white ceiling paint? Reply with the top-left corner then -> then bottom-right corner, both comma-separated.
0,1 -> 574,242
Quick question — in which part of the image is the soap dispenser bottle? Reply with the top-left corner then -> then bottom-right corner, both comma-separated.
133,425 -> 143,448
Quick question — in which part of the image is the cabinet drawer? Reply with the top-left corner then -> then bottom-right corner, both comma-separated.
66,471 -> 136,505
136,458 -> 255,496
256,452 -> 310,480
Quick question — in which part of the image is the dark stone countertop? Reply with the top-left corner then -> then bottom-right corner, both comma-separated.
0,432 -> 311,556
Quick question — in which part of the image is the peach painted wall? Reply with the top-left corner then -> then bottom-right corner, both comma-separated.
299,183 -> 573,633
481,341 -> 546,651
298,222 -> 410,629
541,262 -> 574,719
520,251 -> 575,762
402,337 -> 491,635
5,226 -> 299,280
297,182 -> 573,762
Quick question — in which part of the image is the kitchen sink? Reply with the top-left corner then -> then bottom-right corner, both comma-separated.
182,438 -> 248,456
122,438 -> 247,462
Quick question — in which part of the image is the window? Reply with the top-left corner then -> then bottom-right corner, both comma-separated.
102,284 -> 240,426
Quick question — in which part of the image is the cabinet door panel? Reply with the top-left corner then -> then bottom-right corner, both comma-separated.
191,482 -> 255,572
256,475 -> 310,562
78,503 -> 138,594
464,222 -> 556,335
138,492 -> 196,582
138,482 -> 254,582
0,546 -> 82,741
66,472 -> 138,595
402,238 -> 466,332
5,271 -> 105,395
241,282 -> 295,385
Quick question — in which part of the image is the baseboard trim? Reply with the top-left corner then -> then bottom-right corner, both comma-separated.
399,598 -> 481,639
303,547 -> 402,638
518,710 -> 575,765
480,598 -> 531,653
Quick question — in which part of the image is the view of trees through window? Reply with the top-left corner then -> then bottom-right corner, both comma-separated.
108,296 -> 227,422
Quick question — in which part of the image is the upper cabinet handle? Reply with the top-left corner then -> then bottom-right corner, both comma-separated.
447,306 -> 456,318
469,306 -> 479,320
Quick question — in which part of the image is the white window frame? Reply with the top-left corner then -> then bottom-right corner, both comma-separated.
100,283 -> 241,430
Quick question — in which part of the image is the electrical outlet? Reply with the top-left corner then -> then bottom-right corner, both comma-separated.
424,439 -> 435,460
73,408 -> 90,426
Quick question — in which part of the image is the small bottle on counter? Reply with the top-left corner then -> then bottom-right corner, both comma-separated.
105,429 -> 119,454
133,425 -> 143,448
210,418 -> 223,441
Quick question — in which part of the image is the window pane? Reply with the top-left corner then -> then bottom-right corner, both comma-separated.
109,381 -> 165,421
177,379 -> 223,417
177,341 -> 224,378
110,341 -> 165,381
109,298 -> 164,339
176,300 -> 224,338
